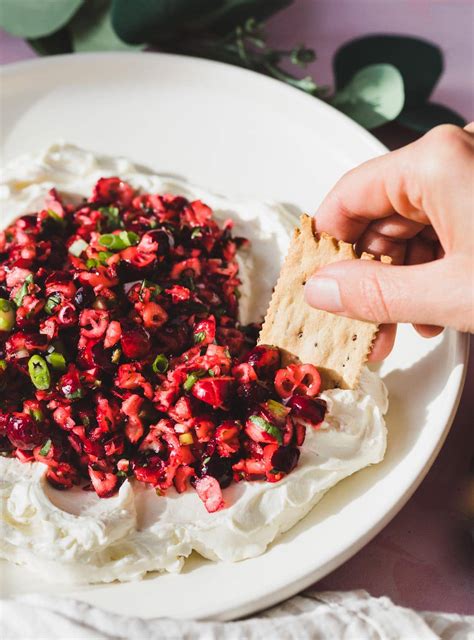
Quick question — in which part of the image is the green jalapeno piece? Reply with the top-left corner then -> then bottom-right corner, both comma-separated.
28,355 -> 51,390
0,298 -> 15,332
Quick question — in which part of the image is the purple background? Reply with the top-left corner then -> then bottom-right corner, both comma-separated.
1,0 -> 473,615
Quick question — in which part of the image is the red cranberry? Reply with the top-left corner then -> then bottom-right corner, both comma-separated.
131,453 -> 165,485
7,412 -> 45,449
235,381 -> 271,410
197,454 -> 233,489
191,377 -> 234,409
120,322 -> 151,359
74,285 -> 95,309
243,345 -> 280,379
88,466 -> 119,498
287,395 -> 326,427
270,445 -> 300,474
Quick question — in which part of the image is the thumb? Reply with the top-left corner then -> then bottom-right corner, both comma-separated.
304,256 -> 467,330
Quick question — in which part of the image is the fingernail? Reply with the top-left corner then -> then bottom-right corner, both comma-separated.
305,277 -> 344,312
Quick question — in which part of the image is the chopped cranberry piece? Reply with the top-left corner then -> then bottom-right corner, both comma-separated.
120,323 -> 151,359
191,376 -> 234,409
88,467 -> 120,498
287,395 -> 327,429
270,445 -> 300,474
195,476 -> 225,513
7,413 -> 45,450
243,345 -> 280,379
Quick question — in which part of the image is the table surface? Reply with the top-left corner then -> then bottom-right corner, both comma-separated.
1,0 -> 473,616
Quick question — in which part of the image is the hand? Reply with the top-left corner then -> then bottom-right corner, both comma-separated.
304,124 -> 474,360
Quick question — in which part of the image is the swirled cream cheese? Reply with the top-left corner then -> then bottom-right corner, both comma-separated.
0,144 -> 388,584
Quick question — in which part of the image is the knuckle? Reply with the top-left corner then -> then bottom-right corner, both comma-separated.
424,124 -> 464,147
419,124 -> 472,180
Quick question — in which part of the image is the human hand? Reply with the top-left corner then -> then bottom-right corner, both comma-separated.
304,124 -> 474,361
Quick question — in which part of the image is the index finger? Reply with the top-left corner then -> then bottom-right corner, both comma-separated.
315,142 -> 424,243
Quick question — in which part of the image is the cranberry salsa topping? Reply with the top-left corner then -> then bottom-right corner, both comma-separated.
0,179 -> 326,512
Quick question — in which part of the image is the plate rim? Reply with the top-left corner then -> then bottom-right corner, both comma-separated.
0,51 -> 470,622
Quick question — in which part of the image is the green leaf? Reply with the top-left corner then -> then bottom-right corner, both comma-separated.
14,274 -> 34,307
28,27 -> 73,56
0,0 -> 83,38
397,102 -> 466,133
332,64 -> 405,130
71,0 -> 144,52
111,0 -> 222,44
334,35 -> 442,108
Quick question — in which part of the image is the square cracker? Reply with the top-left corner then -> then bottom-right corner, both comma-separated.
258,214 -> 389,389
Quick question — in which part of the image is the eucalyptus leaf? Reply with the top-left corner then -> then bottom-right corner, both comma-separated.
398,102 -> 466,133
28,27 -> 73,56
332,64 -> 405,129
334,35 -> 442,108
111,0 -> 222,44
71,0 -> 144,52
0,0 -> 83,38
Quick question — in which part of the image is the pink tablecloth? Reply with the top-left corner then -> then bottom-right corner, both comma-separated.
0,0 -> 473,616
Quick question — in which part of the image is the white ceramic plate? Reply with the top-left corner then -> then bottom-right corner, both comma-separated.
0,53 -> 468,621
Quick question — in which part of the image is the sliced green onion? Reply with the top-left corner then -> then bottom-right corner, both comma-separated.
194,331 -> 206,344
46,352 -> 66,371
44,293 -> 61,315
98,230 -> 139,251
68,238 -> 89,257
191,227 -> 202,239
111,348 -> 122,364
152,354 -> 169,374
28,355 -> 51,390
183,371 -> 205,392
249,415 -> 282,444
39,439 -> 52,456
98,251 -> 113,264
0,298 -> 15,332
14,274 -> 33,307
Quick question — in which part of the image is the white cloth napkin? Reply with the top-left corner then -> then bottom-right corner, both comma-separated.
2,589 -> 473,640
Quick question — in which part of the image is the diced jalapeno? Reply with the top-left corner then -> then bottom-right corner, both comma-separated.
46,352 -> 66,371
0,298 -> 15,332
28,355 -> 51,390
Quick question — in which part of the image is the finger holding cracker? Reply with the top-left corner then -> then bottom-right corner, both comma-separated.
258,214 -> 390,389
